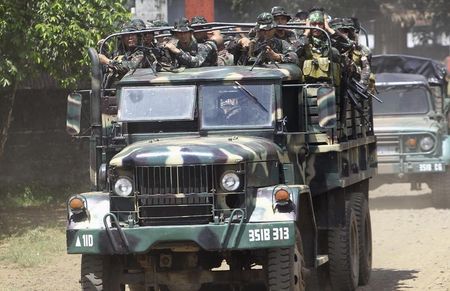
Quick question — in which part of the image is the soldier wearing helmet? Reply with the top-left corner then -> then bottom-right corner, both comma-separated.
163,17 -> 217,67
98,20 -> 145,85
270,6 -> 297,44
237,12 -> 298,65
295,8 -> 351,82
332,17 -> 373,90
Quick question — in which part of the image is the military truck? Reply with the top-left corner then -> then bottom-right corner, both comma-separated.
371,54 -> 450,207
66,26 -> 377,291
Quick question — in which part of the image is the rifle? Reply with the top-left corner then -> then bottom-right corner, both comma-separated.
249,39 -> 280,71
349,78 -> 383,103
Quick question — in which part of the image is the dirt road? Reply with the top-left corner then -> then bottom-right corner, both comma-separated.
0,183 -> 449,290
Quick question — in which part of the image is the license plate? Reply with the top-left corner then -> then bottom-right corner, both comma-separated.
418,163 -> 444,172
248,227 -> 290,242
377,145 -> 398,155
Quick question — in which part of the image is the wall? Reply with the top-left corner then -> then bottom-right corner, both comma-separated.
0,89 -> 90,193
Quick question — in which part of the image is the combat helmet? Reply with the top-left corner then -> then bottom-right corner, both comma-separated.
171,17 -> 193,33
256,12 -> 277,31
151,19 -> 170,27
191,15 -> 207,25
308,7 -> 325,24
271,6 -> 292,21
130,18 -> 146,30
329,18 -> 344,30
191,15 -> 208,30
121,20 -> 139,32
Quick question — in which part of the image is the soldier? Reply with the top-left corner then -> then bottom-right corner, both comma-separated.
296,8 -> 350,82
142,21 -> 156,48
236,12 -> 298,65
347,18 -> 374,91
270,6 -> 297,44
191,15 -> 221,66
289,10 -> 309,37
163,17 -> 217,67
98,21 -> 144,86
191,15 -> 209,43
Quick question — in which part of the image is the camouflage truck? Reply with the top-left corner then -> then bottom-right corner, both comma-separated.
66,27 -> 377,291
371,54 -> 450,207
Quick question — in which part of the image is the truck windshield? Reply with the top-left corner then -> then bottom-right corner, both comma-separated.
118,86 -> 196,121
373,86 -> 430,115
200,84 -> 274,129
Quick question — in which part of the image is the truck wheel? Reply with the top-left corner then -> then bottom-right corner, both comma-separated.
266,229 -> 305,291
328,202 -> 359,291
351,192 -> 372,285
81,254 -> 124,291
430,173 -> 450,208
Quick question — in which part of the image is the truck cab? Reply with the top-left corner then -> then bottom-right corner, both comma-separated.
371,54 -> 450,207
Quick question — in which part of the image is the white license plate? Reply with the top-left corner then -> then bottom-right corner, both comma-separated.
418,163 -> 444,172
248,227 -> 290,242
377,145 -> 398,155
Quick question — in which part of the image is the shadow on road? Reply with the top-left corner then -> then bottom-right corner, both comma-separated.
361,268 -> 420,290
369,193 -> 433,210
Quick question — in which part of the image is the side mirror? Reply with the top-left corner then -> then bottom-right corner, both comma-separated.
317,85 -> 337,128
66,93 -> 82,135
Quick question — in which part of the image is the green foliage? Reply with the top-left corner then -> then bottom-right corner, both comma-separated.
0,226 -> 65,267
0,0 -> 130,88
0,183 -> 80,208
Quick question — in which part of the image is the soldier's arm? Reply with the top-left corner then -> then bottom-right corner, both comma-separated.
175,42 -> 215,68
113,51 -> 144,74
280,40 -> 299,64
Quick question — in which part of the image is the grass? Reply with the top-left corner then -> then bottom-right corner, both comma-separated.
0,226 -> 66,268
0,184 -> 84,209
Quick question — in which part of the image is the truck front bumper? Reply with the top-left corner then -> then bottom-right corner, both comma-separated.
67,218 -> 295,254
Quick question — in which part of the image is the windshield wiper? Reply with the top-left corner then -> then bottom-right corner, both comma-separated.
234,81 -> 268,113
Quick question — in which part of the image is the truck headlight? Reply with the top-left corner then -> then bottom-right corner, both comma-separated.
420,136 -> 434,151
220,171 -> 241,192
114,177 -> 133,197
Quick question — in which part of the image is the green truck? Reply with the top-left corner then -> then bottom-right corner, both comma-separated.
371,54 -> 450,207
66,29 -> 377,290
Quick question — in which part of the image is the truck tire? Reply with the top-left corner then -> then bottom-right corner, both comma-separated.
81,254 -> 124,291
430,173 -> 450,208
328,202 -> 359,291
266,229 -> 305,291
351,192 -> 372,285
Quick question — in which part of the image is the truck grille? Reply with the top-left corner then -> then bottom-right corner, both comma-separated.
135,165 -> 215,195
134,165 -> 216,225
376,133 -> 437,158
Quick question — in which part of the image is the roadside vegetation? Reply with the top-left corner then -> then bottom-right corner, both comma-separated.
0,184 -> 75,209
0,226 -> 65,267
0,186 -> 70,268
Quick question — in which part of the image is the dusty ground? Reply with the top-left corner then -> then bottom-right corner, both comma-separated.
0,183 -> 449,290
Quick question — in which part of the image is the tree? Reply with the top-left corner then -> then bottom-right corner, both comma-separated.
0,0 -> 130,160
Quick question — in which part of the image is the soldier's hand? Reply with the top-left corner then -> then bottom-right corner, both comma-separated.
265,46 -> 282,62
238,37 -> 252,48
324,15 -> 335,34
164,42 -> 181,54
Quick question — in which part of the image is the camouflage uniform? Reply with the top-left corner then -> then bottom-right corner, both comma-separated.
191,15 -> 219,66
271,6 -> 297,44
295,10 -> 345,82
169,17 -> 217,68
107,21 -> 144,81
248,13 -> 298,65
331,18 -> 372,88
